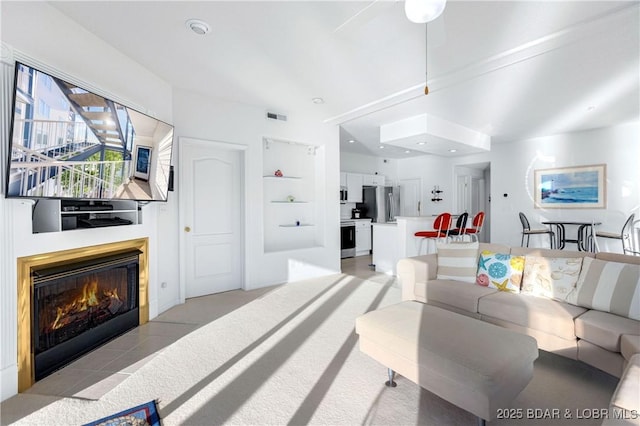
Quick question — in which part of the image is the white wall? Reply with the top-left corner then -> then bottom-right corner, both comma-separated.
489,122 -> 640,249
340,151 -> 398,183
172,89 -> 341,289
395,123 -> 640,250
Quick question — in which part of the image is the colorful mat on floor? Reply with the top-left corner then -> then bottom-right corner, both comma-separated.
83,400 -> 160,426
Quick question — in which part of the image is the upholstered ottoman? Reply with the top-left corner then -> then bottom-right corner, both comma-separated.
355,301 -> 539,425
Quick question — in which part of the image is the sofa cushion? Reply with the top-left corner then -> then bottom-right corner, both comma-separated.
478,292 -> 587,340
621,335 -> 640,361
566,257 -> 640,320
476,251 -> 524,293
575,310 -> 640,352
436,241 -> 479,283
425,279 -> 497,313
521,256 -> 583,302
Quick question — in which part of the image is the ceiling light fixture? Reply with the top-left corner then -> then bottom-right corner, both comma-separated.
417,141 -> 426,145
405,150 -> 411,154
348,139 -> 355,143
312,97 -> 325,104
405,0 -> 447,24
449,149 -> 457,153
379,145 -> 385,149
185,19 -> 211,36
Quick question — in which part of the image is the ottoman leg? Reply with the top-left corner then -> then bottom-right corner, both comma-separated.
385,368 -> 397,387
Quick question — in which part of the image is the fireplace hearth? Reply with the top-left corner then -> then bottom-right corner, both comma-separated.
32,251 -> 140,380
17,238 -> 149,392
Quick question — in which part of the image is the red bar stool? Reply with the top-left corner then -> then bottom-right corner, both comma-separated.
415,213 -> 452,254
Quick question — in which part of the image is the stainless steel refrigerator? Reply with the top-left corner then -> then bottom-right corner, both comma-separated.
359,186 -> 400,223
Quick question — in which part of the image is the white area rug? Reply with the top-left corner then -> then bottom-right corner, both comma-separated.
1,273 -> 618,425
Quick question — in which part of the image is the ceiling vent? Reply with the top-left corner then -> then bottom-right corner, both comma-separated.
266,111 -> 287,122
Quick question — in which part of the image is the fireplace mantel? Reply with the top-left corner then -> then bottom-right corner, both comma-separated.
16,238 -> 149,392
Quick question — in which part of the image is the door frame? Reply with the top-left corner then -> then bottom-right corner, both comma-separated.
178,137 -> 247,303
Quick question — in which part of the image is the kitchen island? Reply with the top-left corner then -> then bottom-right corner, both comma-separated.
372,216 -> 436,275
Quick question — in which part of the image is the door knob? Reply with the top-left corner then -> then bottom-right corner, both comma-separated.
184,226 -> 191,233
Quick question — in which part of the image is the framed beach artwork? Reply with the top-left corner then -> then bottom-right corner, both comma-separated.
534,164 -> 606,209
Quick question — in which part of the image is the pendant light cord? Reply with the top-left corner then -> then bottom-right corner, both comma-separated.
425,23 -> 429,95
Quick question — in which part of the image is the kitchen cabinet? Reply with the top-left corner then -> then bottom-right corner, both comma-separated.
362,174 -> 386,186
355,219 -> 372,256
346,173 -> 363,203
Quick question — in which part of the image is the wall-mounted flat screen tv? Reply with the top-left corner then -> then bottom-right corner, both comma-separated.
5,62 -> 174,202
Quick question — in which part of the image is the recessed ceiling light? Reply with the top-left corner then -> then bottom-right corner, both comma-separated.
312,97 -> 325,104
405,150 -> 410,154
417,142 -> 426,145
186,19 -> 211,35
379,145 -> 385,149
449,149 -> 457,153
348,139 -> 355,143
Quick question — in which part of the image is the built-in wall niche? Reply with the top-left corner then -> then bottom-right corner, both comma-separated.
263,137 -> 325,253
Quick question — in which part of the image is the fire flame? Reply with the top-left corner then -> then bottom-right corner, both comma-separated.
50,280 -> 121,331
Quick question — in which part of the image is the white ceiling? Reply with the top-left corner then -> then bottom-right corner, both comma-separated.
48,1 -> 640,159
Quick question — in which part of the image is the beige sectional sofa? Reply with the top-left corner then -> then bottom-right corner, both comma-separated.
397,242 -> 640,378
397,242 -> 640,423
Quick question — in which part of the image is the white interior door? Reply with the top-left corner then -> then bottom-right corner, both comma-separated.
399,178 -> 421,216
180,139 -> 244,299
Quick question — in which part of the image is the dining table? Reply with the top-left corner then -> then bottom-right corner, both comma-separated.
541,220 -> 601,251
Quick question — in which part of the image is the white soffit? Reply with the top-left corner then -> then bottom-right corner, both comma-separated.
380,113 -> 491,156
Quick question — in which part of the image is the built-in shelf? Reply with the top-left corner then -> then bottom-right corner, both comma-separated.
33,199 -> 141,233
270,201 -> 309,204
60,209 -> 136,215
263,138 -> 322,253
263,175 -> 302,180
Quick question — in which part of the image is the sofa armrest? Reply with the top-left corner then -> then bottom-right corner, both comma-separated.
397,254 -> 438,301
603,354 -> 639,426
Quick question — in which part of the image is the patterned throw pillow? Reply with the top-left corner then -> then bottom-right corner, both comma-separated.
521,256 -> 584,302
476,251 -> 524,293
566,257 -> 640,320
436,241 -> 479,284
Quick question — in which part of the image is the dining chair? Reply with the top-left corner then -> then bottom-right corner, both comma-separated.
445,212 -> 469,241
519,212 -> 555,249
415,212 -> 452,254
629,219 -> 640,256
595,213 -> 636,254
461,211 -> 485,242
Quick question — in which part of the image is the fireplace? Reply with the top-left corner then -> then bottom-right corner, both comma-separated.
32,251 -> 141,381
17,238 -> 149,391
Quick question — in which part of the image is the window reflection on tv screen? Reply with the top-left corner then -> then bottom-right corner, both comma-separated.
6,62 -> 174,201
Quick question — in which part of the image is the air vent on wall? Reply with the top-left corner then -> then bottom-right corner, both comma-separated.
266,111 -> 287,121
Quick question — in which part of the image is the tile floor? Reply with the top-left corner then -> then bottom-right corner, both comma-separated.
24,256 -> 377,400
